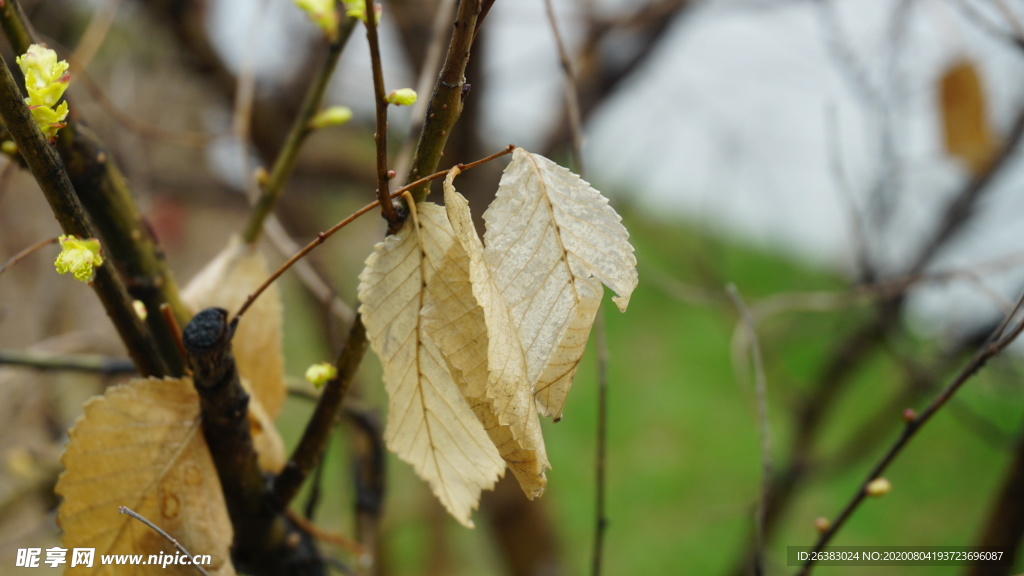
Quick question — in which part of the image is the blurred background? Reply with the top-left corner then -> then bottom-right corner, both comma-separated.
2,0 -> 1024,574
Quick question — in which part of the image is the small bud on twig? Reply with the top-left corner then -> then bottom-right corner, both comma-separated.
865,477 -> 892,498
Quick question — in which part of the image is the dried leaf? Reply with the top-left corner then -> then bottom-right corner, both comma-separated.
420,171 -> 549,498
940,59 -> 996,175
56,378 -> 234,576
483,148 -> 637,420
358,203 -> 504,527
183,235 -> 285,419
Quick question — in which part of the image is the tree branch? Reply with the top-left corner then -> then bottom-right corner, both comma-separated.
797,293 -> 1024,575
0,42 -> 169,377
363,0 -> 400,229
183,308 -> 324,576
273,316 -> 368,509
243,15 -> 360,244
1,0 -> 192,375
404,0 -> 481,203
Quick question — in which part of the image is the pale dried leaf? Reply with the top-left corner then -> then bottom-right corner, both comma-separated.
940,59 -> 996,175
56,378 -> 234,576
358,203 -> 505,527
183,235 -> 286,419
483,148 -> 637,419
242,378 -> 286,473
420,173 -> 549,498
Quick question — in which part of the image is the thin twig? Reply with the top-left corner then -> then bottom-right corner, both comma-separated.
118,506 -> 212,576
284,509 -> 367,558
0,236 -> 58,277
234,145 -> 514,320
591,309 -> 609,576
0,348 -> 135,374
797,291 -> 1024,575
727,284 -> 773,576
363,0 -> 399,228
403,0 -> 482,203
540,2 -> 606,572
543,0 -> 585,173
391,0 -> 458,184
69,0 -> 121,73
242,15 -> 359,243
264,215 -> 355,324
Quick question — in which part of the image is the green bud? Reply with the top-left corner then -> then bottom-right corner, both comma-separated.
305,362 -> 338,389
309,106 -> 353,130
385,88 -> 417,106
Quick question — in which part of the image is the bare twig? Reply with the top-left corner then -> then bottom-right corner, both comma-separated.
234,145 -> 514,320
404,0 -> 482,203
0,348 -> 135,374
727,285 -> 773,576
118,506 -> 212,576
242,15 -> 360,243
543,0 -> 585,172
797,292 -> 1024,575
363,0 -> 399,228
285,509 -> 367,558
0,236 -> 59,277
263,216 -> 355,324
540,3 -> 605,573
348,407 -> 386,576
592,310 -> 609,576
69,0 -> 122,73
391,0 -> 458,185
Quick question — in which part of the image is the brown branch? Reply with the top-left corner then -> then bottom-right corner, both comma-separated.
404,0 -> 481,203
727,285 -> 773,576
348,407 -> 386,576
273,316 -> 369,509
0,235 -> 58,277
1,0 -> 192,375
0,40 -> 169,377
968,418 -> 1024,576
243,15 -> 360,243
797,293 -> 1024,575
0,348 -> 136,374
733,101 -> 1024,576
542,0 -> 694,156
182,308 -> 323,576
363,0 -> 399,229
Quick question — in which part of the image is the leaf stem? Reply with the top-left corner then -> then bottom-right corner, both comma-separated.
242,16 -> 360,244
233,144 -> 514,320
363,0 -> 399,229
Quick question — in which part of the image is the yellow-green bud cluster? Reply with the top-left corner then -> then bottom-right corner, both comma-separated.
294,0 -> 340,41
17,45 -> 69,143
305,362 -> 338,389
54,235 -> 103,284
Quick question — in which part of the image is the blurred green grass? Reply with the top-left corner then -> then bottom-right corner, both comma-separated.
273,199 -> 1024,575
